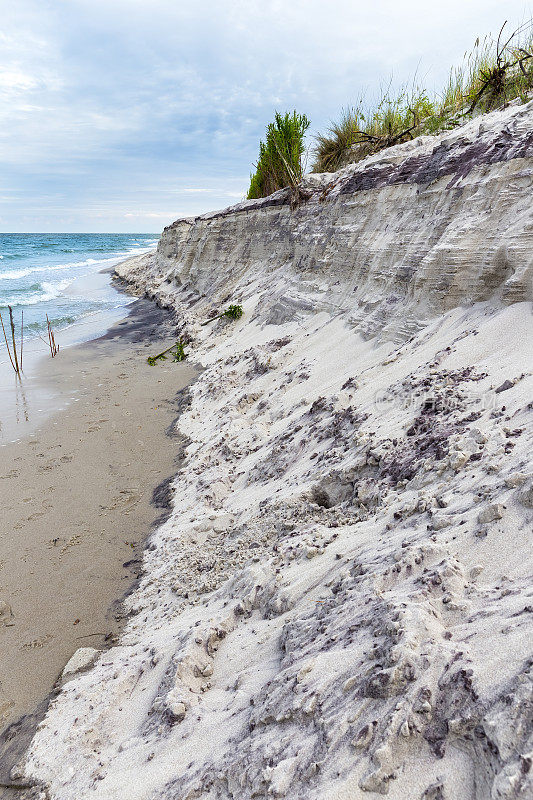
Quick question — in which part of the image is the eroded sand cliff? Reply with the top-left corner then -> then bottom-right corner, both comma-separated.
22,101 -> 532,799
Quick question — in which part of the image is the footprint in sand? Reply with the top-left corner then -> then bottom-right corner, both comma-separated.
0,601 -> 15,627
100,488 -> 142,513
60,535 -> 82,555
21,634 -> 53,650
87,417 -> 110,432
0,700 -> 15,722
0,469 -> 19,480
37,462 -> 56,473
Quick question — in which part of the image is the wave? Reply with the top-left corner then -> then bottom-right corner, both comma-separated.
0,264 -> 73,281
24,314 -> 76,332
0,245 -> 156,283
0,279 -> 72,308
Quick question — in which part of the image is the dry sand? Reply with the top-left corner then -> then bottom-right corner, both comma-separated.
0,299 -> 195,767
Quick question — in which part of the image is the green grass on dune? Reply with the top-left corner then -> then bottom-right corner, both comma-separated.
313,21 -> 533,173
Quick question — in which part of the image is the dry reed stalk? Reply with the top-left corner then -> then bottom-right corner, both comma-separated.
0,307 -> 23,374
0,310 -> 16,372
9,306 -> 20,374
46,314 -> 59,357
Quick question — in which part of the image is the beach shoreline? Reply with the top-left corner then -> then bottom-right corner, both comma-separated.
0,292 -> 196,785
0,260 -> 152,446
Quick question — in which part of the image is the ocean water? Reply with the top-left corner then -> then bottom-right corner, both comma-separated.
0,233 -> 158,342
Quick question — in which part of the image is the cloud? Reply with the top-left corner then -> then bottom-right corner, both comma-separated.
1,0 -> 531,231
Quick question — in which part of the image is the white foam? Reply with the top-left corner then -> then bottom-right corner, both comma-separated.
2,278 -> 73,307
0,245 -> 156,282
0,264 -> 72,281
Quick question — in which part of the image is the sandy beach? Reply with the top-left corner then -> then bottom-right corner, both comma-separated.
2,4 -> 532,797
0,297 -> 196,778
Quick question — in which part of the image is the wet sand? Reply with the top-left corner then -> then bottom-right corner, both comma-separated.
0,299 -> 195,767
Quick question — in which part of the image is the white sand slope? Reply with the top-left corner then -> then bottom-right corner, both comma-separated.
23,101 -> 533,799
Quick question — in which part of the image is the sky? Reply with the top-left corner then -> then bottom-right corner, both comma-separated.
1,0 -> 532,232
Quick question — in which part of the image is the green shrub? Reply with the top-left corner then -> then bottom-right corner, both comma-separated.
147,340 -> 186,365
247,111 -> 311,199
223,304 -> 244,320
201,304 -> 244,327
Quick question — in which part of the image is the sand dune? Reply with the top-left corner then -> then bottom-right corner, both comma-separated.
20,101 -> 533,799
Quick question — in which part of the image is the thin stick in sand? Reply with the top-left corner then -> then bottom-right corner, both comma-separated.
46,314 -> 59,358
20,309 -> 24,371
0,308 -> 17,373
8,306 -> 20,374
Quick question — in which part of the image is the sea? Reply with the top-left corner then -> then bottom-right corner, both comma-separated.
0,233 -> 159,344
0,233 -> 160,443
